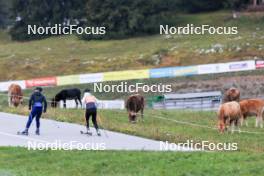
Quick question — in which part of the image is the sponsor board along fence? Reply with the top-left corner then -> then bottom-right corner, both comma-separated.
0,60 -> 260,92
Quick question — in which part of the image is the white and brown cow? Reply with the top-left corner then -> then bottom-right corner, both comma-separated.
126,94 -> 144,123
8,84 -> 23,107
217,101 -> 242,133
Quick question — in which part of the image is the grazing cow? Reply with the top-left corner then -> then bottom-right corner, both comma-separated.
8,84 -> 23,107
217,101 -> 242,133
222,87 -> 240,103
125,94 -> 144,123
239,99 -> 264,128
51,88 -> 82,108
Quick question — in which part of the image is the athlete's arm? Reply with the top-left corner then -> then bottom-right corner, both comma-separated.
28,94 -> 34,110
43,96 -> 47,113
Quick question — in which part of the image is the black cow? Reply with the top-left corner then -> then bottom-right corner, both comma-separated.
125,94 -> 144,123
51,88 -> 82,108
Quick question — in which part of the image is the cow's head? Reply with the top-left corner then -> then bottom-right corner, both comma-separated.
12,96 -> 21,107
128,111 -> 137,123
218,120 -> 226,133
51,98 -> 57,108
226,88 -> 240,102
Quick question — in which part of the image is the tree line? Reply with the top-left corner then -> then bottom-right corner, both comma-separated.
0,0 -> 257,41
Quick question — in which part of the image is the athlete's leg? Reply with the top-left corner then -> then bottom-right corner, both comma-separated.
85,109 -> 91,131
91,109 -> 98,130
26,107 -> 37,129
35,108 -> 43,135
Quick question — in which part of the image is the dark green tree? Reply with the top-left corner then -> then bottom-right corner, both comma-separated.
178,0 -> 226,13
81,0 -> 180,40
0,0 -> 9,28
9,0 -> 86,40
9,0 -> 244,41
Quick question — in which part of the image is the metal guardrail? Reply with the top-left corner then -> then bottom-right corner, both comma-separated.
152,92 -> 222,111
153,99 -> 221,111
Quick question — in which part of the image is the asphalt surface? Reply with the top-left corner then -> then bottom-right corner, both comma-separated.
0,112 -> 192,151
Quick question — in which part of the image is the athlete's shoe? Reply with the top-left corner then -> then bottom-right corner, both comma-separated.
96,130 -> 101,136
35,129 -> 40,135
20,130 -> 28,135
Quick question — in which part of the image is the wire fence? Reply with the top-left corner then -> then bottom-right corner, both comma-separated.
1,92 -> 264,135
109,110 -> 264,135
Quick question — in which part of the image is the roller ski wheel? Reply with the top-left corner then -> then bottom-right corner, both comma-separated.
80,130 -> 92,135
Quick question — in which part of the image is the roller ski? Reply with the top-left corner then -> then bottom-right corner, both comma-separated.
80,128 -> 92,135
17,130 -> 28,136
80,129 -> 101,136
80,130 -> 92,135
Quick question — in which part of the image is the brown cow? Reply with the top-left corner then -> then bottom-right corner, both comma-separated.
217,101 -> 242,133
8,84 -> 23,107
125,94 -> 144,123
239,99 -> 264,128
222,87 -> 240,103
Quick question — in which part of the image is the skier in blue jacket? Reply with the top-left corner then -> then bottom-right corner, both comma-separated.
20,87 -> 47,135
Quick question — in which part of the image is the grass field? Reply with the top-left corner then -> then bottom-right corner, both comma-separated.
0,147 -> 264,176
0,11 -> 263,81
1,105 -> 263,153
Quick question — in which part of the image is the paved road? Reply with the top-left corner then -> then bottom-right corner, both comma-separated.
0,112 -> 192,151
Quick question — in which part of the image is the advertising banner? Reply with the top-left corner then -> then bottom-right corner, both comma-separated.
103,69 -> 149,81
198,60 -> 255,75
0,80 -> 26,92
57,75 -> 80,86
225,60 -> 255,72
149,67 -> 175,78
79,73 -> 103,83
255,60 -> 264,69
150,66 -> 198,78
198,64 -> 222,74
173,66 -> 198,76
26,77 -> 57,88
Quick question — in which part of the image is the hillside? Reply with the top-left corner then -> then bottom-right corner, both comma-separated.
0,11 -> 263,81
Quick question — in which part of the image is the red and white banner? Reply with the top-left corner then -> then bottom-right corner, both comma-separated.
26,77 -> 57,88
255,60 -> 264,69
